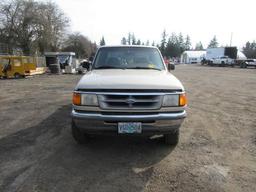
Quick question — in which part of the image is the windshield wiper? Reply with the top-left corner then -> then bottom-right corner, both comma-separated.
94,66 -> 120,69
127,67 -> 162,71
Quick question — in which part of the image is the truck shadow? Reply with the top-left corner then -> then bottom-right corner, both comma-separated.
0,105 -> 175,192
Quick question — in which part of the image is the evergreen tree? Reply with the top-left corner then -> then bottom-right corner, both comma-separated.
184,35 -> 191,50
100,36 -> 106,46
178,33 -> 185,53
121,37 -> 127,45
146,40 -> 150,46
136,39 -> 141,45
195,41 -> 204,50
166,34 -> 180,58
208,36 -> 218,48
243,41 -> 256,58
152,41 -> 155,46
127,33 -> 132,45
160,30 -> 167,55
131,33 -> 136,45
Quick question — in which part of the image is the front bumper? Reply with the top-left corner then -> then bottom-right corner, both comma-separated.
71,110 -> 186,135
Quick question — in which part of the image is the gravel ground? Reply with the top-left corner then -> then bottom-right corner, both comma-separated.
0,65 -> 255,192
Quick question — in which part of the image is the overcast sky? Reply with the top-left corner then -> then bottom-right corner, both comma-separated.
55,0 -> 255,49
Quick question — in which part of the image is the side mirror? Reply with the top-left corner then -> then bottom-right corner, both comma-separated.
167,63 -> 175,71
89,56 -> 94,62
87,61 -> 93,71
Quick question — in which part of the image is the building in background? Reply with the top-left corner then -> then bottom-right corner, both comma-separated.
180,51 -> 206,64
237,51 -> 247,59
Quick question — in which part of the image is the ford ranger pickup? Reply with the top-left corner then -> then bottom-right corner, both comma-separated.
71,46 -> 187,145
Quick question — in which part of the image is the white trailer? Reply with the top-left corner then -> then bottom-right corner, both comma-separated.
45,52 -> 78,74
205,47 -> 237,66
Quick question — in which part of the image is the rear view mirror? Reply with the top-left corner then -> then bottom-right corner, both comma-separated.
168,63 -> 175,71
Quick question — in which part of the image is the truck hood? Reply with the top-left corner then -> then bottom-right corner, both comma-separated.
76,69 -> 184,91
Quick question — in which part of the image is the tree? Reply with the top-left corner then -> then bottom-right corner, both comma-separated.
127,33 -> 132,45
62,32 -> 96,58
146,40 -> 150,46
165,33 -> 180,58
195,41 -> 204,50
160,30 -> 167,55
152,41 -> 155,46
136,39 -> 141,45
131,33 -> 136,45
121,37 -> 127,45
184,35 -> 191,50
0,0 -> 69,55
100,36 -> 106,46
208,36 -> 218,48
178,33 -> 185,53
37,1 -> 69,53
243,41 -> 256,58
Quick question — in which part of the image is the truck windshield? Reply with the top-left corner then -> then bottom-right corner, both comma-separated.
93,47 -> 165,70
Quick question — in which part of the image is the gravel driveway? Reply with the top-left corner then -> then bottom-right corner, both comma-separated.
0,65 -> 255,192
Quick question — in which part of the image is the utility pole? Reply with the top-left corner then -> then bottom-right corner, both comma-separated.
230,32 -> 233,46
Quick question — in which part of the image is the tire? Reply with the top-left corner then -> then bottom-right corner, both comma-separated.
72,122 -> 89,144
241,62 -> 247,68
14,73 -> 21,79
49,64 -> 61,74
164,129 -> 179,145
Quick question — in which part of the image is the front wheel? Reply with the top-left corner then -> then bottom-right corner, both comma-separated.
72,122 -> 89,144
164,129 -> 180,145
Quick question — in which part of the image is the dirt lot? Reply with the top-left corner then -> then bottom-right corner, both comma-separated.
0,65 -> 255,192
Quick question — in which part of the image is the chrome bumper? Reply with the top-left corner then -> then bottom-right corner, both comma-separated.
71,110 -> 186,134
72,110 -> 186,121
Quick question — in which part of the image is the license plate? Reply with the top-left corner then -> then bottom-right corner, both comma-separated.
118,122 -> 142,134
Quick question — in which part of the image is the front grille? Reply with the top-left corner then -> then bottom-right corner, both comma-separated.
98,94 -> 162,110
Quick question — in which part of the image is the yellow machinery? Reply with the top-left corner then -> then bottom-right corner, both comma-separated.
0,56 -> 44,78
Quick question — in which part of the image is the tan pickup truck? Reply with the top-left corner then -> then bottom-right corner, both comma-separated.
71,46 -> 187,145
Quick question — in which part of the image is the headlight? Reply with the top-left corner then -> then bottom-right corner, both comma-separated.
81,94 -> 98,106
73,93 -> 98,106
162,94 -> 179,107
162,94 -> 187,107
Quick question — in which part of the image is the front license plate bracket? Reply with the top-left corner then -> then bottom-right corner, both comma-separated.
118,122 -> 142,134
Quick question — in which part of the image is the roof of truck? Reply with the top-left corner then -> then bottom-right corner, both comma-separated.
99,45 -> 157,49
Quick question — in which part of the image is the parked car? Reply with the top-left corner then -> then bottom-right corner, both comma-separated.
71,46 -> 187,145
244,59 -> 256,68
77,59 -> 90,74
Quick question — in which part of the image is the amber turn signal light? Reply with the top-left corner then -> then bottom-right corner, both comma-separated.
73,92 -> 81,105
179,94 -> 187,106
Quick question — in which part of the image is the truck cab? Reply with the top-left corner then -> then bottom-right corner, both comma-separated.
212,56 -> 234,66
